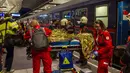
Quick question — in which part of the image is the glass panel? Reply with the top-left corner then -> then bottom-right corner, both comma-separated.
96,17 -> 108,27
96,5 -> 108,16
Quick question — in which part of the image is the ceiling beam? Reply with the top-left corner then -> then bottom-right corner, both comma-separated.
0,11 -> 7,12
0,0 -> 6,7
36,9 -> 46,11
21,0 -> 53,18
0,6 -> 6,8
49,2 -> 60,5
8,5 -> 16,13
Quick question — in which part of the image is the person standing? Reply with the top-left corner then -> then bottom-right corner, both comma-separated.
0,13 -> 18,73
76,16 -> 93,67
24,20 -> 52,73
92,20 -> 113,73
120,36 -> 130,73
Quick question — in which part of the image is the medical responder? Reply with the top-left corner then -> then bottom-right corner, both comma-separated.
76,16 -> 93,67
24,20 -> 52,73
49,19 -> 60,30
66,19 -> 74,34
61,18 -> 74,34
0,13 -> 18,73
92,20 -> 113,73
120,36 -> 130,73
60,18 -> 68,29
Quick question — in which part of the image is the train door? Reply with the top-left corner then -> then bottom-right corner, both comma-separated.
117,0 -> 130,45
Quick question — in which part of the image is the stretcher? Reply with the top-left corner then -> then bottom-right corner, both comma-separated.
50,40 -> 81,60
50,45 -> 81,51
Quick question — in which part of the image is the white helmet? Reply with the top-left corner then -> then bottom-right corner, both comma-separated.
61,18 -> 68,26
80,16 -> 88,24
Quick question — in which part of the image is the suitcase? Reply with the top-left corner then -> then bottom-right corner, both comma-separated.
59,51 -> 73,69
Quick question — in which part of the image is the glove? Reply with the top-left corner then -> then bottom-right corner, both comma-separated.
93,51 -> 98,56
90,53 -> 96,59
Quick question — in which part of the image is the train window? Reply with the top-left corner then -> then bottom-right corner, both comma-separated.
95,5 -> 108,27
54,13 -> 60,19
62,11 -> 71,19
96,5 -> 108,16
96,17 -> 108,27
75,8 -> 88,20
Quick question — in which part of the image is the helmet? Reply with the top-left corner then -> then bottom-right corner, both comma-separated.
127,13 -> 130,21
80,16 -> 88,24
61,18 -> 68,26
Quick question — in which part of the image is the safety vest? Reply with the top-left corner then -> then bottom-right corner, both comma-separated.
0,17 -> 18,43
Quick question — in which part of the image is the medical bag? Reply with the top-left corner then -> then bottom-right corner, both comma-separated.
59,51 -> 73,69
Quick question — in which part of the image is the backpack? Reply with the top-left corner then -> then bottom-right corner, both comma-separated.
31,28 -> 49,51
4,19 -> 15,47
120,42 -> 130,65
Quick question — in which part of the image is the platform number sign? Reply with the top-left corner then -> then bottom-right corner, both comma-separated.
63,57 -> 70,64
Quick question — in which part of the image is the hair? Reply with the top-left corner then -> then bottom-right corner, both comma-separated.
30,19 -> 39,27
94,20 -> 106,30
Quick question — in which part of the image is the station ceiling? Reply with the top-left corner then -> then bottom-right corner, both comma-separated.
0,0 -> 72,17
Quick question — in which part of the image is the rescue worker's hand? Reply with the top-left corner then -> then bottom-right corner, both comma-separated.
90,53 -> 96,59
93,51 -> 98,56
90,51 -> 98,59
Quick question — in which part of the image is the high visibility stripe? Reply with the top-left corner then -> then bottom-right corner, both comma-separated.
12,24 -> 18,27
0,29 -> 6,32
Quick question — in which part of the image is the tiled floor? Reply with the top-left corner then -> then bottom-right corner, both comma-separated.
13,61 -> 92,73
13,67 -> 43,73
2,47 -> 92,73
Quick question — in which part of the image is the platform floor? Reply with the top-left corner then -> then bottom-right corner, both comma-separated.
2,47 -> 92,73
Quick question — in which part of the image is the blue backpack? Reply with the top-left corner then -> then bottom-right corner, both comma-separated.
59,51 -> 73,69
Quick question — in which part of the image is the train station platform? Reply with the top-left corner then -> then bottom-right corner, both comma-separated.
2,47 -> 120,73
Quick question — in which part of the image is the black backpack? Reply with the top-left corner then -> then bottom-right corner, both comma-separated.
120,42 -> 130,65
120,42 -> 130,73
31,28 -> 49,51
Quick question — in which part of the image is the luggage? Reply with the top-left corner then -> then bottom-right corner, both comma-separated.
120,42 -> 130,73
122,65 -> 130,73
59,51 -> 73,69
120,42 -> 130,64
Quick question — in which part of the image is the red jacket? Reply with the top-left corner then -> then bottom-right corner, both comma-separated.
24,25 -> 52,51
95,30 -> 113,60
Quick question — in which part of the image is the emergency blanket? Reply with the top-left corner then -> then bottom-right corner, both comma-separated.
49,29 -> 94,59
48,29 -> 75,42
77,33 -> 94,59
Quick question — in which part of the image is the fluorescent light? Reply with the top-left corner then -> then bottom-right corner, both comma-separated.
12,13 -> 20,17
